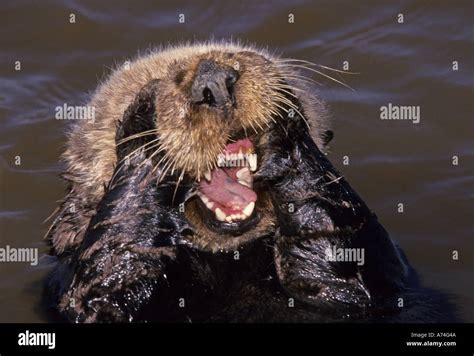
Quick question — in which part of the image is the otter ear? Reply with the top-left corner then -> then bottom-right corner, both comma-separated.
116,79 -> 161,159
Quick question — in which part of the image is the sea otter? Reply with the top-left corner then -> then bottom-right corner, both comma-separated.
45,42 -> 455,322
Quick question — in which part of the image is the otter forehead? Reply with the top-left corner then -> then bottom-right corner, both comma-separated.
146,42 -> 276,67
124,43 -> 276,82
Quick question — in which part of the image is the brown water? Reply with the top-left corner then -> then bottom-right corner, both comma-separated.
0,0 -> 472,322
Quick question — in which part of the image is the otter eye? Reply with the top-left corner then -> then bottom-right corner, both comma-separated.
175,70 -> 186,85
225,72 -> 238,102
226,72 -> 238,88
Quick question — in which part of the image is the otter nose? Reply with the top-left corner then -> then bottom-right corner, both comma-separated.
191,59 -> 239,108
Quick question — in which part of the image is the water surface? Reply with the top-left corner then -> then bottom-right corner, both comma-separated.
0,0 -> 472,322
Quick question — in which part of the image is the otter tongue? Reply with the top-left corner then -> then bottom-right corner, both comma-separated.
199,167 -> 256,212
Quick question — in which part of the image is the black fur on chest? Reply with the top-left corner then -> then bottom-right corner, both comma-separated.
138,237 -> 280,322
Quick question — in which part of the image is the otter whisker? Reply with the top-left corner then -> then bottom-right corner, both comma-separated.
116,129 -> 159,146
137,142 -> 165,158
273,92 -> 300,110
270,108 -> 285,120
289,105 -> 311,130
263,118 -> 272,129
109,159 -> 129,187
275,64 -> 354,91
277,58 -> 359,75
256,117 -> 266,131
273,87 -> 299,100
142,143 -> 167,164
273,98 -> 311,130
274,68 -> 325,87
273,82 -> 308,93
275,81 -> 311,99
272,101 -> 289,113
112,143 -> 165,187
159,156 -> 179,183
143,145 -> 170,175
271,76 -> 321,95
170,151 -> 183,177
171,170 -> 186,205
275,74 -> 323,88
152,154 -> 171,180
276,58 -> 323,67
260,106 -> 278,124
274,89 -> 309,111
156,138 -> 194,179
270,75 -> 311,91
110,139 -> 163,186
118,138 -> 161,167
267,112 -> 279,123
247,120 -> 259,135
276,63 -> 348,85
276,95 -> 305,116
322,175 -> 343,186
314,63 -> 359,75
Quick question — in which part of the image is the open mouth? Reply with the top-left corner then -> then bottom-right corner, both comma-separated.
197,138 -> 259,233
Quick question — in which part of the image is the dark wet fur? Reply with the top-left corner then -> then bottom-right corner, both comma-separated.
45,80 -> 458,322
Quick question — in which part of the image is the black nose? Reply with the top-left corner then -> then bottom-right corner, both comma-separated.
191,59 -> 239,108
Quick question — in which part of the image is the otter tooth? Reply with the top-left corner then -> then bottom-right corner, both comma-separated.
242,202 -> 255,217
236,167 -> 252,188
238,180 -> 251,188
215,208 -> 226,221
247,154 -> 257,172
206,202 -> 214,209
236,167 -> 251,181
225,216 -> 233,222
204,170 -> 212,181
200,194 -> 209,204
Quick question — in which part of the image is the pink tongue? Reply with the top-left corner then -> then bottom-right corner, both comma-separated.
200,167 -> 256,211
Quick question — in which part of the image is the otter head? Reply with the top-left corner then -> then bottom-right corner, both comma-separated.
117,48 -> 329,250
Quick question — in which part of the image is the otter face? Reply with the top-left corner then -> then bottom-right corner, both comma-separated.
143,50 -> 301,236
116,48 -> 324,243
153,50 -> 291,176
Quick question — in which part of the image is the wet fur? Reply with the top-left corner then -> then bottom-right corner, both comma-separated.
45,43 -> 456,322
